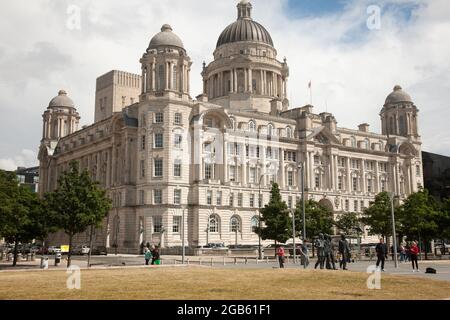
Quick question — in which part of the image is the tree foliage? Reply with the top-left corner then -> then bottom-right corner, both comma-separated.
335,212 -> 363,235
45,161 -> 112,267
0,170 -> 53,266
361,192 -> 399,239
296,200 -> 334,241
258,183 -> 292,245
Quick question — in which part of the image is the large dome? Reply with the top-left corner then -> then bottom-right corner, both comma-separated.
148,24 -> 184,50
216,0 -> 274,49
385,85 -> 413,105
48,90 -> 74,108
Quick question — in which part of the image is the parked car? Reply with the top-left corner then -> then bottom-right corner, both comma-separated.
47,246 -> 61,255
72,245 -> 90,255
91,246 -> 108,256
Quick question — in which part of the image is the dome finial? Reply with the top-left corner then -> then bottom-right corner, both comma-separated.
393,85 -> 402,91
161,24 -> 173,32
58,90 -> 67,96
237,0 -> 252,20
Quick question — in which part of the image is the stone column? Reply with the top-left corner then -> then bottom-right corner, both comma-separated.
230,69 -> 235,93
248,68 -> 252,93
234,69 -> 238,92
223,135 -> 228,182
151,60 -> 156,91
260,70 -> 264,95
244,69 -> 248,92
187,67 -> 190,94
309,152 -> 315,189
346,158 -> 351,192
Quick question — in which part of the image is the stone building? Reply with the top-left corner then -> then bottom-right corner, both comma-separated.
38,1 -> 423,253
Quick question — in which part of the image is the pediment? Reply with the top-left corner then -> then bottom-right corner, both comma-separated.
306,127 -> 341,145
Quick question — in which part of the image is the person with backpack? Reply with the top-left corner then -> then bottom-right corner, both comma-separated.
410,241 -> 420,272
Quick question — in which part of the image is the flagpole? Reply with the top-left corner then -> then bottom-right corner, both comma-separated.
309,81 -> 313,105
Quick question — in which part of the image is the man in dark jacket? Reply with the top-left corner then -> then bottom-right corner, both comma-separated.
375,238 -> 388,271
338,234 -> 350,270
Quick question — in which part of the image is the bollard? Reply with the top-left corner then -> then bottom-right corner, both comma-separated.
245,258 -> 248,265
40,257 -> 49,270
174,259 -> 177,265
210,258 -> 213,267
26,253 -> 31,262
256,257 -> 259,265
223,257 -> 226,266
187,258 -> 190,266
234,258 -> 237,265
31,253 -> 36,262
266,256 -> 269,264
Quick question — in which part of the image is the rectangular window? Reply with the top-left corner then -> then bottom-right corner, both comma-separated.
174,160 -> 182,177
266,147 -> 273,159
361,200 -> 365,211
174,113 -> 182,125
141,135 -> 146,150
155,112 -> 164,124
154,158 -> 163,177
367,178 -> 373,193
288,196 -> 293,209
207,190 -> 212,205
338,176 -> 343,190
229,166 -> 236,182
287,171 -> 294,186
153,216 -> 163,233
381,180 -> 386,192
229,193 -> 234,207
154,190 -> 162,204
217,191 -> 222,206
173,216 -> 181,233
249,167 -> 256,184
315,175 -> 320,188
345,200 -> 349,212
338,157 -> 345,167
250,194 -> 255,208
256,146 -> 260,158
235,143 -> 241,156
354,200 -> 358,212
139,190 -> 145,205
205,163 -> 213,180
352,177 -> 358,191
140,160 -> 146,178
238,193 -> 243,207
416,165 -> 421,177
174,189 -> 181,205
154,133 -> 164,149
174,134 -> 182,148
314,156 -> 320,165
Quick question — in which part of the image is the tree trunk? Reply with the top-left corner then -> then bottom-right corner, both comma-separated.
12,240 -> 18,267
67,234 -> 73,268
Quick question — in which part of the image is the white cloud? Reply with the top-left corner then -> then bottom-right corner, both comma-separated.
0,0 -> 449,161
0,149 -> 38,171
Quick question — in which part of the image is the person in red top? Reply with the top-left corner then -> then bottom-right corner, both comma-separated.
277,246 -> 286,269
410,241 -> 420,272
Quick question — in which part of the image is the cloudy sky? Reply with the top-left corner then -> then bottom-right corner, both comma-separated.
0,0 -> 449,170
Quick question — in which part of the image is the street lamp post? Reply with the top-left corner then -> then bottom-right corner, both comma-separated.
390,192 -> 399,269
299,162 -> 306,242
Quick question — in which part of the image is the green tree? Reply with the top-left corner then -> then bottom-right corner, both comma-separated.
296,200 -> 334,241
335,212 -> 363,235
45,161 -> 112,267
361,192 -> 399,242
0,170 -> 50,266
258,183 -> 292,248
399,189 -> 443,259
439,198 -> 450,240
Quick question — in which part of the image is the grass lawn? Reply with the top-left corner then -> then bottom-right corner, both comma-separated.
0,267 -> 449,300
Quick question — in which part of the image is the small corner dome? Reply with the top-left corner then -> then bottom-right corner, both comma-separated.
385,85 -> 413,105
48,90 -> 75,108
148,24 -> 184,50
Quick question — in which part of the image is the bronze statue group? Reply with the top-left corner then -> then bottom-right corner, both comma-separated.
314,234 -> 351,270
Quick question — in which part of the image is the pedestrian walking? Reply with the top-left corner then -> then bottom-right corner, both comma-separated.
399,245 -> 406,262
144,247 -> 152,266
410,241 -> 420,272
152,246 -> 161,265
277,245 -> 286,269
375,238 -> 388,271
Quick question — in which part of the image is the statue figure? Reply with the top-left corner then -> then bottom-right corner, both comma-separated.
314,233 -> 326,269
338,234 -> 351,270
324,234 -> 337,270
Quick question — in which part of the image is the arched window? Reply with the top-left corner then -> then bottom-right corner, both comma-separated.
158,65 -> 165,91
230,216 -> 241,233
251,216 -> 259,233
364,138 -> 370,150
350,137 -> 356,148
248,120 -> 256,132
267,124 -> 274,137
286,126 -> 292,138
209,215 -> 220,233
172,65 -> 178,90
